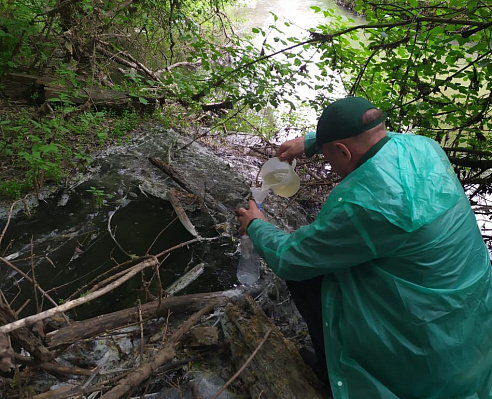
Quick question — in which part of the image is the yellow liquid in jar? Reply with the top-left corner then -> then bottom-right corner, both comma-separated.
262,171 -> 299,197
262,171 -> 288,186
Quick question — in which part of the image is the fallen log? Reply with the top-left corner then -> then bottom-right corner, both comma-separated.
13,353 -> 93,376
164,262 -> 205,295
0,302 -> 53,363
148,157 -> 229,215
99,302 -> 217,399
222,295 -> 330,399
167,187 -> 200,237
1,73 -> 160,113
46,289 -> 243,350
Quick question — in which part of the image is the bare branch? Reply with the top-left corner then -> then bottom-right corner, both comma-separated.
0,257 -> 159,334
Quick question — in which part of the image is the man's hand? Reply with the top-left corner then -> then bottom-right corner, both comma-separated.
237,200 -> 267,235
276,136 -> 305,163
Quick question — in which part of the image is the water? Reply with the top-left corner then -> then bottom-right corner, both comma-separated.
262,171 -> 288,185
0,127 -> 246,320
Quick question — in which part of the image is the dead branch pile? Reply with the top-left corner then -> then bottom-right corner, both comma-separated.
0,281 -> 330,399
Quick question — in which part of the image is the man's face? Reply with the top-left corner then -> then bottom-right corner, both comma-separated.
321,142 -> 351,178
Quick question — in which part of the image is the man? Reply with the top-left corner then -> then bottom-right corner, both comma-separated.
237,96 -> 492,398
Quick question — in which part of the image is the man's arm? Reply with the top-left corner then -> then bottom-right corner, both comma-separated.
246,204 -> 375,281
276,132 -> 320,163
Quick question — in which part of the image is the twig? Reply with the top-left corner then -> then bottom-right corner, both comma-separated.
70,237 -> 205,300
153,236 -> 218,258
138,300 -> 144,365
0,257 -> 68,322
107,207 -> 133,259
13,353 -> 93,376
0,257 -> 159,334
192,383 -> 204,399
30,236 -> 40,313
99,302 -> 217,399
211,328 -> 272,399
0,197 -> 27,247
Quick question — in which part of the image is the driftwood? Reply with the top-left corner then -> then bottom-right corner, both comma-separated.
165,262 -> 205,295
222,295 -> 330,399
167,187 -> 200,237
0,302 -> 54,363
1,73 -> 160,113
212,327 -> 272,399
13,353 -> 94,376
46,289 -> 242,350
99,302 -> 217,399
0,332 -> 13,372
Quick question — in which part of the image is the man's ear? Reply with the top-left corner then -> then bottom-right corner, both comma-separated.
333,142 -> 352,161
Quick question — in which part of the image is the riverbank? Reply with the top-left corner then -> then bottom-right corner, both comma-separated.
0,121 -> 334,398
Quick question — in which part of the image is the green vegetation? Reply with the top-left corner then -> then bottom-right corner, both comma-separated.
0,0 -> 491,200
85,186 -> 114,209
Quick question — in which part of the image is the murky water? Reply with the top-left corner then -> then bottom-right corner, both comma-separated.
234,0 -> 358,36
0,127 -> 248,320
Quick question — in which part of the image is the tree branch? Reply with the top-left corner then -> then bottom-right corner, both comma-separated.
192,15 -> 489,101
0,257 -> 159,334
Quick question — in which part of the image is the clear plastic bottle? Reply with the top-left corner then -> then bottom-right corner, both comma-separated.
237,235 -> 261,285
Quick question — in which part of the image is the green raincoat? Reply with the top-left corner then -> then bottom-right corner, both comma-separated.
247,132 -> 492,398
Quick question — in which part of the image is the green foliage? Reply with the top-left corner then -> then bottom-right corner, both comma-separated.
330,0 -> 492,188
0,0 -> 54,76
1,0 -> 492,197
0,107 -> 140,198
86,186 -> 114,209
230,0 -> 492,189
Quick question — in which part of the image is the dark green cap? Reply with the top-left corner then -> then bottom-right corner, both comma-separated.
316,97 -> 383,144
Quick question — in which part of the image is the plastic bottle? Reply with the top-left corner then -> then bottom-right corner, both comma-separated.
237,234 -> 261,285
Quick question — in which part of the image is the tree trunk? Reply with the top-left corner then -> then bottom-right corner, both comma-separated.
0,302 -> 53,363
1,73 -> 160,113
222,295 -> 331,399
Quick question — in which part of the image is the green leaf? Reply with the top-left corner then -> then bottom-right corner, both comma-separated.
477,59 -> 491,68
